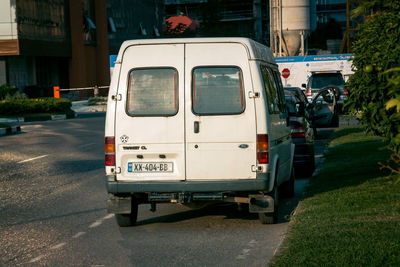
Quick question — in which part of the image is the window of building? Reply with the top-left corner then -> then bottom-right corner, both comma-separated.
108,17 -> 117,33
83,0 -> 96,45
153,26 -> 160,37
139,23 -> 147,36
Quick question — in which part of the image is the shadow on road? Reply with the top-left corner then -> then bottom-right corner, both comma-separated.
128,181 -> 309,227
115,127 -> 336,227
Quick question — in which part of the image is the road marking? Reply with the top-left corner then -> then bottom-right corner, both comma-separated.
29,254 -> 45,263
18,154 -> 48,164
236,240 -> 259,260
72,232 -> 86,238
50,242 -> 66,250
236,249 -> 251,260
248,239 -> 258,247
28,215 -> 114,263
89,220 -> 102,228
89,214 -> 114,228
79,143 -> 96,149
102,214 -> 114,220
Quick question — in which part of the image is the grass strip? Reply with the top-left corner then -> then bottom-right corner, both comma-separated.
271,126 -> 400,266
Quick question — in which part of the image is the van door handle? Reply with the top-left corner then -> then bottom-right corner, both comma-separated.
194,121 -> 200,133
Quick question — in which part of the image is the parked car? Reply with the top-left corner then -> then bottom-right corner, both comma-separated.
284,87 -> 315,177
105,37 -> 295,226
302,71 -> 348,108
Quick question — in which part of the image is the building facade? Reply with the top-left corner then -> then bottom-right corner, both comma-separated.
0,0 -> 109,97
107,0 -> 165,54
311,0 -> 347,30
165,0 -> 268,44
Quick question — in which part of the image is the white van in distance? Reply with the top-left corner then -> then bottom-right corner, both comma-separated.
105,37 -> 294,226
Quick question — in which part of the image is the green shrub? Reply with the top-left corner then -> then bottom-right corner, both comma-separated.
0,98 -> 72,115
346,1 -> 400,151
0,84 -> 18,100
4,92 -> 28,101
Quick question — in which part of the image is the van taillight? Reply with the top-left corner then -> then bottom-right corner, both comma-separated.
306,89 -> 312,97
343,88 -> 349,96
257,134 -> 269,164
105,137 -> 115,166
291,125 -> 306,139
257,152 -> 269,164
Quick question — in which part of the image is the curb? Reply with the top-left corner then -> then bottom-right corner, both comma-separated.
0,113 -> 76,124
0,112 -> 105,137
0,125 -> 21,137
75,112 -> 106,118
23,113 -> 76,122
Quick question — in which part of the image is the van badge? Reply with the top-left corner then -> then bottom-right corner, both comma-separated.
120,135 -> 129,143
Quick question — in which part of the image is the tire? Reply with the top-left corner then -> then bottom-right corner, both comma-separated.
280,168 -> 295,198
258,182 -> 279,224
115,197 -> 139,227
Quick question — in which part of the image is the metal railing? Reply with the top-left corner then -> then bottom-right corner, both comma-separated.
53,85 -> 109,100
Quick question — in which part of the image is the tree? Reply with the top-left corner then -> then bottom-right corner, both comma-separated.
346,0 -> 400,174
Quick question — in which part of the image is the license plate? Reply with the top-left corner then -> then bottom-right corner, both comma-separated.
128,162 -> 173,173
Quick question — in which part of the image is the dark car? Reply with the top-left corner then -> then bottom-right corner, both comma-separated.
284,87 -> 315,177
302,71 -> 348,107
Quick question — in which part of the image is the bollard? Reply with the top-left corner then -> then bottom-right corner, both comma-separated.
53,86 -> 60,98
94,85 -> 99,97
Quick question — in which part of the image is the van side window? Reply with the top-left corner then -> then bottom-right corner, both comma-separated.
271,70 -> 288,114
126,68 -> 178,116
192,67 -> 245,115
260,66 -> 280,114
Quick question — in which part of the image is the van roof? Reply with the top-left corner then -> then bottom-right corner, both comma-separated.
118,37 -> 276,64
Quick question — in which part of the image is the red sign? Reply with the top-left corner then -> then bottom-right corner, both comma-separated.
281,68 -> 290,79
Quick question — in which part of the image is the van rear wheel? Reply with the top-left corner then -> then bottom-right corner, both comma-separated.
115,198 -> 138,227
258,182 -> 279,224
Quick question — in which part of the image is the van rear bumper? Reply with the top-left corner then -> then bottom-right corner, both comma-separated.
106,173 -> 271,194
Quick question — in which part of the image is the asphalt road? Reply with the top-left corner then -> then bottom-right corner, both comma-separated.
0,116 -> 332,266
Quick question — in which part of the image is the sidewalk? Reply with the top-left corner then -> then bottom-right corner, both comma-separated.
0,100 -> 106,136
71,100 -> 107,113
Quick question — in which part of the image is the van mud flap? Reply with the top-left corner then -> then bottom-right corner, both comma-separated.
248,195 -> 274,213
107,196 -> 131,214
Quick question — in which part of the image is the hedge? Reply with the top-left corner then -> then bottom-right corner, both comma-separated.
0,84 -> 18,100
0,98 -> 73,115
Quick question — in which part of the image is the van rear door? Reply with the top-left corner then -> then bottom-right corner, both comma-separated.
185,43 -> 257,180
114,44 -> 185,181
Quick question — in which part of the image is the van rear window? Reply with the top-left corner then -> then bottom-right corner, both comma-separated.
192,67 -> 245,115
126,68 -> 178,116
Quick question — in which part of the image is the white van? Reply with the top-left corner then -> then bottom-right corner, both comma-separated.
105,37 -> 294,226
